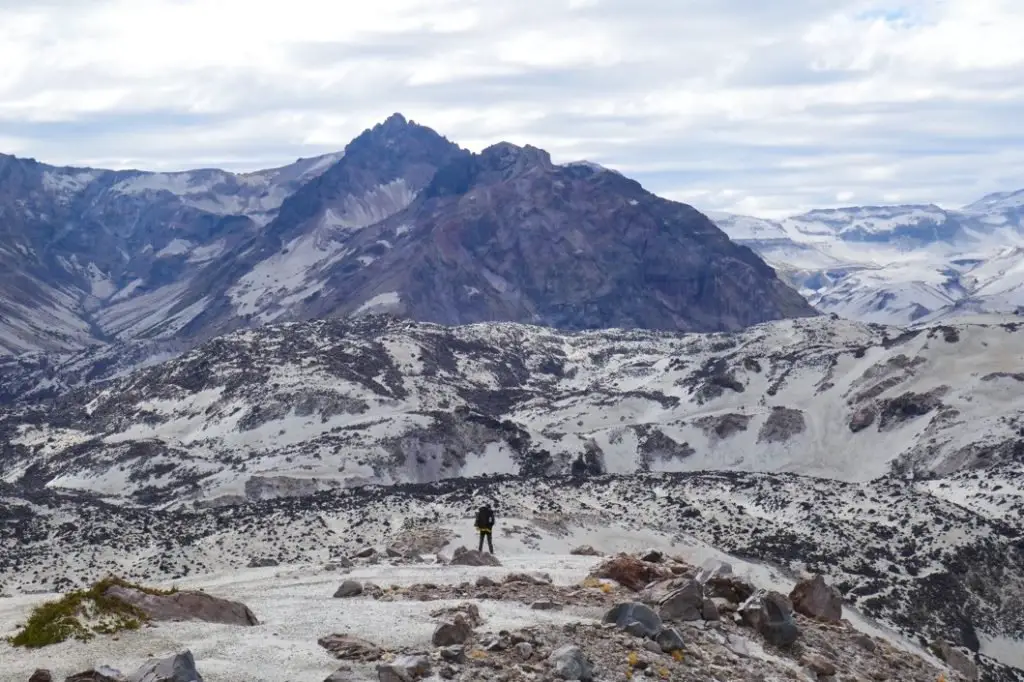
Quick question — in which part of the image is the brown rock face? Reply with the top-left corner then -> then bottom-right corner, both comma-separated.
789,575 -> 843,622
322,141 -> 816,333
589,554 -> 672,592
103,585 -> 259,626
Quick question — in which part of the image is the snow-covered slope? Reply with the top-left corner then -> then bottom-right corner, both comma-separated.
3,314 -> 1023,510
0,151 -> 345,355
1,471 -> 1021,678
714,198 -> 1024,325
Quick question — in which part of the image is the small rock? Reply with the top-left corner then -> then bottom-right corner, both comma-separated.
318,634 -> 384,662
726,634 -> 751,658
354,547 -> 376,559
801,652 -> 837,677
325,557 -> 354,570
548,645 -> 594,681
656,627 -> 686,653
65,670 -> 124,682
504,572 -> 549,586
530,600 -> 562,611
432,617 -> 473,647
658,580 -> 705,622
247,557 -> 279,568
702,597 -> 720,621
513,642 -> 534,660
643,639 -> 663,654
127,650 -> 204,682
323,670 -> 360,682
789,575 -> 842,622
377,655 -> 431,682
705,576 -> 755,604
475,576 -> 498,587
570,545 -> 602,556
603,602 -> 663,639
439,646 -> 466,663
641,550 -> 664,563
852,633 -> 876,652
333,580 -> 363,598
28,671 -> 53,682
450,546 -> 502,567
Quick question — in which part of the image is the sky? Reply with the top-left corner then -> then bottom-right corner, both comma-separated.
2,0 -> 1024,218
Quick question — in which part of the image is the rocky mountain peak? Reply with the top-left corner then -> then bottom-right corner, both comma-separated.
477,141 -> 554,178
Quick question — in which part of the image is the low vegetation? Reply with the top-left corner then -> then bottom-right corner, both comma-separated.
8,576 -> 177,648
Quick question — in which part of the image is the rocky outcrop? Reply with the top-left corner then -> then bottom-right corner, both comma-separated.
790,574 -> 843,622
588,554 -> 672,592
757,406 -> 807,443
318,634 -> 384,662
103,585 -> 259,626
449,547 -> 502,567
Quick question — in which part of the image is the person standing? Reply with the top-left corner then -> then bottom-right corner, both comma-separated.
475,503 -> 495,554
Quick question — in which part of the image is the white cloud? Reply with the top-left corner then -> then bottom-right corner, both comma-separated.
1,0 -> 1023,216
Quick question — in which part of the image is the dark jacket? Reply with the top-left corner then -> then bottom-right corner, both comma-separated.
475,505 -> 495,529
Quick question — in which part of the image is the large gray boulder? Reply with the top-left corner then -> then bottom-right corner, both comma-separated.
658,580 -> 705,622
432,617 -> 473,646
127,651 -> 203,682
104,585 -> 258,626
739,591 -> 800,647
603,602 -> 663,639
548,645 -> 594,681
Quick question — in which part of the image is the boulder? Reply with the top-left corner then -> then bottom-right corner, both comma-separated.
318,634 -> 384,662
333,580 -> 363,598
103,585 -> 258,626
28,671 -> 53,682
377,655 -> 431,682
530,600 -> 562,611
430,603 -> 483,627
603,602 -> 663,639
658,580 -> 705,622
705,575 -> 755,604
569,545 -> 601,556
739,591 -> 800,647
432,617 -> 473,646
589,554 -> 670,591
789,575 -> 842,622
694,558 -> 733,583
450,546 -> 502,567
504,572 -> 551,586
127,651 -> 203,682
548,645 -> 594,681
64,671 -> 124,682
656,627 -> 685,653
354,547 -> 376,559
641,550 -> 664,563
439,646 -> 466,663
702,597 -> 720,621
247,557 -> 279,568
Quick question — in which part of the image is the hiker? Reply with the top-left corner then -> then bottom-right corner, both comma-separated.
475,503 -> 495,554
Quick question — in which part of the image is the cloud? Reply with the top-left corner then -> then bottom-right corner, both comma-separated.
1,0 -> 1023,216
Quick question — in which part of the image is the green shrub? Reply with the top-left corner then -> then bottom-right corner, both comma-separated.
8,575 -> 177,648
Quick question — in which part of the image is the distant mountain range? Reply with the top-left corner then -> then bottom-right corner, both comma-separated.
712,192 -> 1024,326
0,113 -> 813,356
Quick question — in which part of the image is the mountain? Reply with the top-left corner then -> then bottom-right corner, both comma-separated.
3,314 -> 1023,511
0,149 -> 344,355
712,197 -> 1024,325
0,114 -> 814,356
